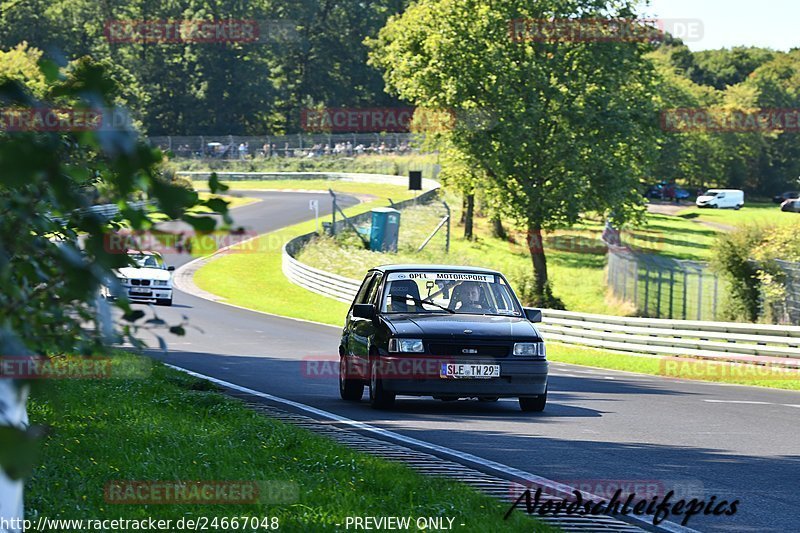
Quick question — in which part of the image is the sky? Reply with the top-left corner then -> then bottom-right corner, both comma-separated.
641,0 -> 798,51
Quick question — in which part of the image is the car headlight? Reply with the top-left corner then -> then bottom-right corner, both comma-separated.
388,338 -> 425,353
116,276 -> 128,285
153,280 -> 169,287
513,342 -> 546,358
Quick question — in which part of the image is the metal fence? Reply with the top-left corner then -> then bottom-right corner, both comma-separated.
148,133 -> 422,159
607,246 -> 723,321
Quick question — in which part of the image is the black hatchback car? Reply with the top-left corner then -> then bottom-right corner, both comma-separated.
338,265 -> 549,412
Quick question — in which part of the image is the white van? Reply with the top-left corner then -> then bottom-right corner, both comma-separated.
696,189 -> 744,209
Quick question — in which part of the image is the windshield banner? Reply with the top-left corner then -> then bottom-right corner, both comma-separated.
387,272 -> 495,283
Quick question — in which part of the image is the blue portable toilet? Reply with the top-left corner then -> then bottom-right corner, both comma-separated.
370,207 -> 401,252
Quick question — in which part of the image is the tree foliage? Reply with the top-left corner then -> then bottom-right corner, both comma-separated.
0,0 -> 410,135
0,54 -> 228,476
369,0 -> 659,303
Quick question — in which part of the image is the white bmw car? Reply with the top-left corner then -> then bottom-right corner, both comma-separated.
107,251 -> 175,306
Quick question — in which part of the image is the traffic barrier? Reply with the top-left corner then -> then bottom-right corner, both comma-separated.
282,244 -> 800,365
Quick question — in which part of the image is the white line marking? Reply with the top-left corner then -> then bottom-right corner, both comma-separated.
165,363 -> 699,533
703,400 -> 773,405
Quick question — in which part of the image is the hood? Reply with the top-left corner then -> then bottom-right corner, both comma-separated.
383,314 -> 540,341
117,266 -> 172,281
696,195 -> 715,203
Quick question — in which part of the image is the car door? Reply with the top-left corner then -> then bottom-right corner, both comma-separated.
345,272 -> 375,357
350,272 -> 384,368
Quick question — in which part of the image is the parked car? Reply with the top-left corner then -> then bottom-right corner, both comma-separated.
105,250 -> 175,306
696,189 -> 744,209
338,265 -> 549,412
772,191 -> 800,204
645,183 -> 691,201
780,199 -> 800,213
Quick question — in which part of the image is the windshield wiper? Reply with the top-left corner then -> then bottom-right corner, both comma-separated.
390,295 -> 455,314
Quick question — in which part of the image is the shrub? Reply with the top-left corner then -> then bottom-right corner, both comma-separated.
710,225 -> 765,322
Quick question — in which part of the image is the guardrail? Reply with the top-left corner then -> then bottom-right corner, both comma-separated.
537,309 -> 800,367
282,241 -> 800,367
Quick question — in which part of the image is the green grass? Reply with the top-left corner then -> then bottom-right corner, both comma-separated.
196,192 -> 260,210
193,193 -> 418,325
296,200 -> 719,315
27,352 -> 545,531
170,153 -> 441,180
676,201 -> 800,228
547,344 -> 800,391
199,179 -> 416,201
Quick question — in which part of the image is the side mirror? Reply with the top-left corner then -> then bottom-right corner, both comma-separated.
524,307 -> 542,323
167,266 -> 175,272
352,303 -> 375,320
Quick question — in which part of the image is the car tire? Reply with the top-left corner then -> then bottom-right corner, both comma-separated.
519,388 -> 547,412
369,357 -> 395,409
339,356 -> 364,401
734,204 -> 742,210
156,298 -> 172,306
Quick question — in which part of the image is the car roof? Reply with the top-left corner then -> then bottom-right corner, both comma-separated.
370,264 -> 503,275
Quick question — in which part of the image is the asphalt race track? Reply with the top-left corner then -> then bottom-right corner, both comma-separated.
136,191 -> 800,532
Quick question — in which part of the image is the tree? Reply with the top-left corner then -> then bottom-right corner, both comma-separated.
0,52 -> 228,525
369,0 -> 659,305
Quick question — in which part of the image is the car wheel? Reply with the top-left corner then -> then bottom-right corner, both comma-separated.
734,204 -> 742,210
519,388 -> 547,412
156,298 -> 172,306
339,356 -> 364,401
369,357 -> 395,409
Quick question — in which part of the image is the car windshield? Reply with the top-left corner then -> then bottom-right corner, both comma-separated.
130,253 -> 163,268
380,271 -> 522,316
704,191 -> 720,197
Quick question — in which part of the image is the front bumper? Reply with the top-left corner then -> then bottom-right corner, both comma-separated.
375,356 -> 548,397
113,287 -> 173,301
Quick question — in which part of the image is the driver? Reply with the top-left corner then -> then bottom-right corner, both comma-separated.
453,281 -> 485,313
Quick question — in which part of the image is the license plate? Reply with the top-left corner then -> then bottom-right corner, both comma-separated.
440,363 -> 500,379
130,288 -> 151,295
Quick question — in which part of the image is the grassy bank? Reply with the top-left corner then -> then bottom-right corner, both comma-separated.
197,192 -> 259,210
193,191 -> 417,325
676,201 -> 800,228
195,179 -> 417,201
26,352 -> 543,531
295,199 -> 721,315
170,154 -> 441,180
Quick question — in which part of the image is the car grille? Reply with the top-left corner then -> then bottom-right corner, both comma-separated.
131,279 -> 151,286
427,343 -> 509,357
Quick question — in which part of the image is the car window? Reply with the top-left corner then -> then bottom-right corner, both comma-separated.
130,253 -> 162,268
381,271 -> 522,316
366,273 -> 384,305
353,273 -> 375,305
